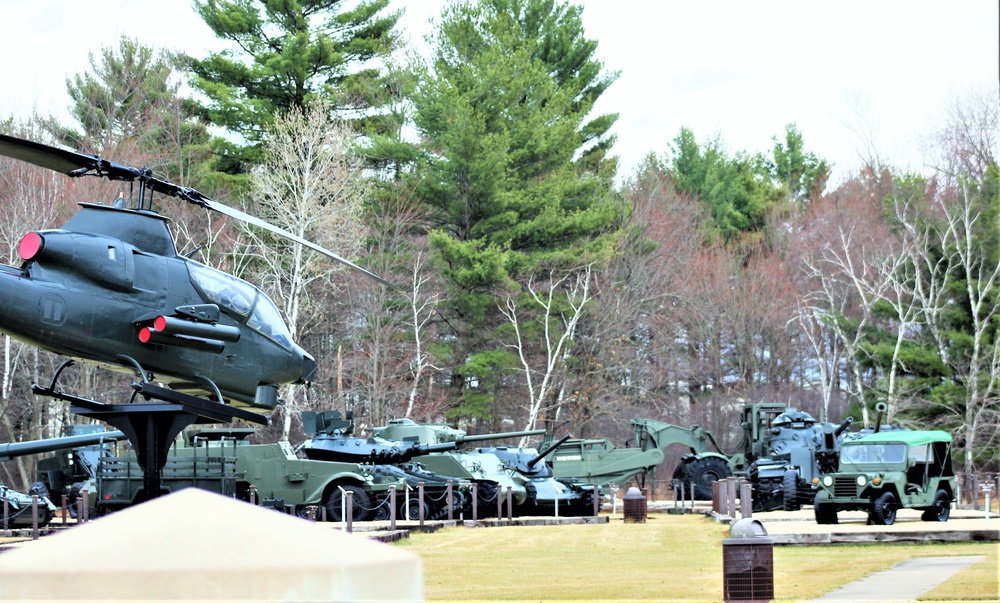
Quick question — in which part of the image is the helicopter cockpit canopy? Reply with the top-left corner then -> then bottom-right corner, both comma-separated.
186,261 -> 293,348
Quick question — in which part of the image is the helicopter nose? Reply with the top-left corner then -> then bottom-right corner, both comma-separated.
299,350 -> 318,383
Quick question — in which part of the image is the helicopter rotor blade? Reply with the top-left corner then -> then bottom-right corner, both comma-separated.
206,198 -> 394,288
0,133 -> 143,181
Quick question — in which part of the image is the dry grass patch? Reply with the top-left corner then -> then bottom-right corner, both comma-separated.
918,551 -> 999,602
394,515 -> 999,602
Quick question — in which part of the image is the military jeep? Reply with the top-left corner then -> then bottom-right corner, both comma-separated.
812,430 -> 955,525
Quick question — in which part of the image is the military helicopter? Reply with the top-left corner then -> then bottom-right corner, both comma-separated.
0,133 -> 390,500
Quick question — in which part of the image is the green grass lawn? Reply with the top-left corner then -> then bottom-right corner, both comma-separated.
394,515 -> 999,602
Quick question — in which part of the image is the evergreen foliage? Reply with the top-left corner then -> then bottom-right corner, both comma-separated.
187,0 -> 401,173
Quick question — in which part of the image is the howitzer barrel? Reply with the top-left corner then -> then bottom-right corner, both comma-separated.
458,428 -> 546,443
528,434 -> 572,469
834,416 -> 854,437
874,402 -> 888,433
0,430 -> 125,461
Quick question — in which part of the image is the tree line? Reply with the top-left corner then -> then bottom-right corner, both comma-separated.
0,0 -> 996,490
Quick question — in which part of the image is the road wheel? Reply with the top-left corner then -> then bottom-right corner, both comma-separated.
870,490 -> 898,526
813,492 -> 838,524
683,457 -> 733,500
781,470 -> 801,511
920,489 -> 951,522
401,497 -> 430,521
324,484 -> 370,522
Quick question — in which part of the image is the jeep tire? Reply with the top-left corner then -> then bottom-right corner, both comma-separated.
920,489 -> 951,522
870,490 -> 898,526
813,492 -> 838,524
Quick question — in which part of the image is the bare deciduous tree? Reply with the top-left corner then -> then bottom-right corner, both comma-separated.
500,265 -> 593,437
238,103 -> 366,440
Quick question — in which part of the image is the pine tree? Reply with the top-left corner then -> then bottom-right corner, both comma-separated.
188,0 -> 401,173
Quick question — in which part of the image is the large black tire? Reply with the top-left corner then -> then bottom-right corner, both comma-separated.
684,456 -> 733,500
813,492 -> 838,524
870,490 -> 898,526
920,489 -> 951,522
324,484 -> 370,522
781,470 -> 801,511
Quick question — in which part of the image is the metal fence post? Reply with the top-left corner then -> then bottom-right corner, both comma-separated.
446,480 -> 453,521
740,481 -> 752,518
390,485 -> 397,531
472,483 -> 478,521
506,486 -> 513,522
81,488 -> 89,523
345,491 -> 353,534
418,482 -> 425,526
31,495 -> 38,540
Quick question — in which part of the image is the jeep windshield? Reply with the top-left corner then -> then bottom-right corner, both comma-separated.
840,442 -> 907,465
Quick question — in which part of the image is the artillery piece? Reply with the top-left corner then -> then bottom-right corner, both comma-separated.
0,425 -> 126,526
746,411 -> 854,511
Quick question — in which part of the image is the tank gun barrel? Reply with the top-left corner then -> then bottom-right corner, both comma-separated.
0,430 -> 125,461
415,442 -> 458,455
457,429 -> 546,444
527,434 -> 571,469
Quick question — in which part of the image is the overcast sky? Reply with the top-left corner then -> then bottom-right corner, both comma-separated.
1,0 -> 996,186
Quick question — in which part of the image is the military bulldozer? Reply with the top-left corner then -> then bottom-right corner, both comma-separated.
548,419 -> 732,498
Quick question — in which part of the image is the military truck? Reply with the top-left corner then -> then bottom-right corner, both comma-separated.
91,428 -> 405,521
812,430 -> 955,525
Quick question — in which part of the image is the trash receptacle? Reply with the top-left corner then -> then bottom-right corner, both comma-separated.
722,518 -> 773,602
622,487 -> 646,523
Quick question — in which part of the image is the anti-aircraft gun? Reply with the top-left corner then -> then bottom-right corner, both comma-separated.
0,425 -> 126,526
746,410 -> 854,511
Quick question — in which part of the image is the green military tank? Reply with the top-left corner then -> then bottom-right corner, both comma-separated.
371,418 -> 601,516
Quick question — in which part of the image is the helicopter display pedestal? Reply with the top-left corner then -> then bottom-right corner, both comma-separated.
33,382 -> 266,504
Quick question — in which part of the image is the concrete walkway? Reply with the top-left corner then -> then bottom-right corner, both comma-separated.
812,555 -> 988,601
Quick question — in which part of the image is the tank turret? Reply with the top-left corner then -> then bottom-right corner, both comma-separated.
373,417 -> 545,447
299,410 -> 458,464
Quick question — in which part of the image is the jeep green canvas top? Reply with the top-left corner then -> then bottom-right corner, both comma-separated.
813,429 -> 955,526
